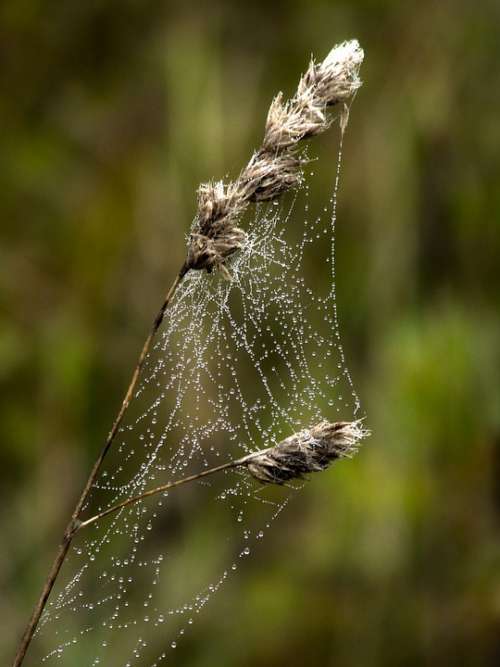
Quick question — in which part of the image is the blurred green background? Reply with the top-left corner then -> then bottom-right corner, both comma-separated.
2,0 -> 500,665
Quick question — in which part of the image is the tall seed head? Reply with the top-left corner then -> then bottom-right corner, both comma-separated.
185,39 -> 364,278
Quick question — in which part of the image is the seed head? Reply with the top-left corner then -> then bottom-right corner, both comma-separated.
185,181 -> 246,277
185,40 -> 364,277
242,150 -> 303,202
246,419 -> 369,485
264,39 -> 364,151
300,39 -> 364,108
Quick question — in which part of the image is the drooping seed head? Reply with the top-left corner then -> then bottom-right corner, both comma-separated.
246,419 -> 369,485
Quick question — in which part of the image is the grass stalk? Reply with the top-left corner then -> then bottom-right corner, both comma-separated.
13,40 -> 364,666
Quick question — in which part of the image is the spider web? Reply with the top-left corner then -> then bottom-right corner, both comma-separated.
35,128 -> 362,666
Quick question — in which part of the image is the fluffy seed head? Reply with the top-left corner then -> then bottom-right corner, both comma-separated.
246,419 -> 369,485
299,39 -> 364,107
264,39 -> 364,151
185,181 -> 246,277
242,150 -> 303,202
264,90 -> 326,149
196,181 -> 245,234
186,39 -> 364,277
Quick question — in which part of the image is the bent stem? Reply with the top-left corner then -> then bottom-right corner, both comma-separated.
12,264 -> 188,667
78,457 -> 251,530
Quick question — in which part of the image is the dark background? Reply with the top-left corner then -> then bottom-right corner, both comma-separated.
2,1 -> 500,665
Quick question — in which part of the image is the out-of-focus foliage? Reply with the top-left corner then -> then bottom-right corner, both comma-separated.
2,0 -> 500,665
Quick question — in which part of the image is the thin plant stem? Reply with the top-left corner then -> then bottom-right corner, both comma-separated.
12,264 -> 188,667
78,458 -> 249,530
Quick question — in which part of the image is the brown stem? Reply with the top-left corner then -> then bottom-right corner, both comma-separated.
78,457 -> 247,530
12,264 -> 188,667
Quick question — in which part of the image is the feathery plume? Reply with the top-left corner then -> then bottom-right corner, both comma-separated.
185,39 -> 364,277
246,419 -> 369,484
